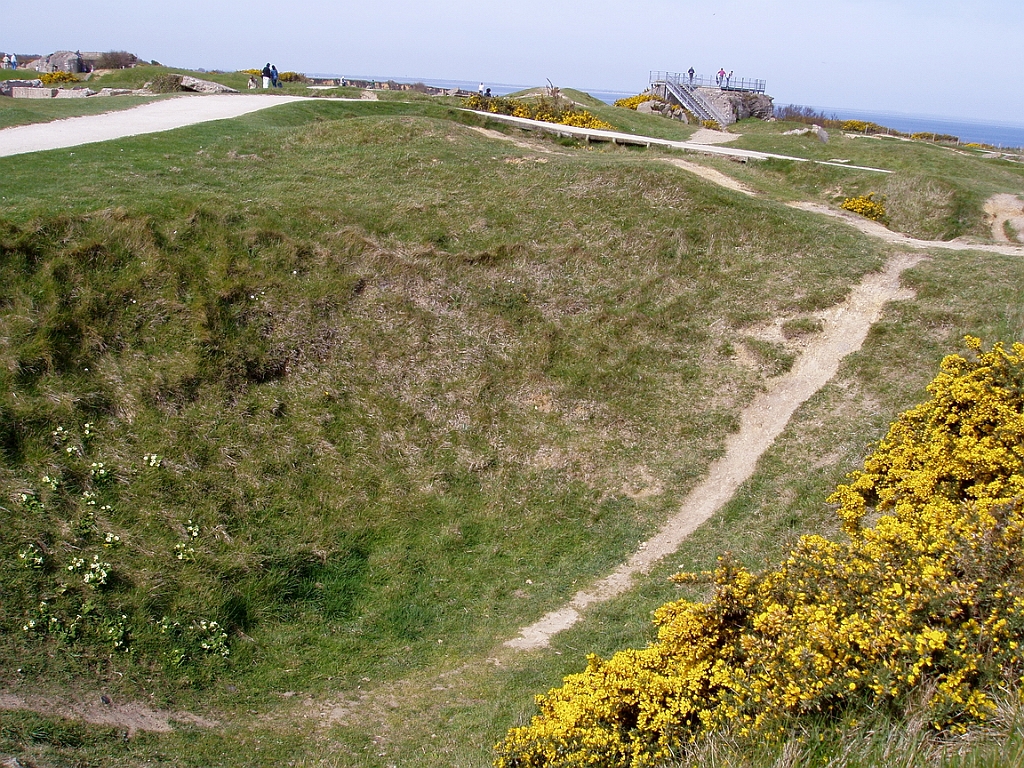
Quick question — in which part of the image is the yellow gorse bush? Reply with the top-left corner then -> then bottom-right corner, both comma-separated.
840,193 -> 888,223
495,338 -> 1024,767
464,94 -> 613,131
40,71 -> 79,86
614,93 -> 665,110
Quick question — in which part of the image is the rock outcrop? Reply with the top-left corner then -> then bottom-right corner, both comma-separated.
179,75 -> 238,94
695,88 -> 774,125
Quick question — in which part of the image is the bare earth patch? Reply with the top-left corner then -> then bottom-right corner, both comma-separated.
663,157 -> 757,195
685,128 -> 740,145
983,193 -> 1024,243
0,692 -> 217,736
465,125 -> 565,154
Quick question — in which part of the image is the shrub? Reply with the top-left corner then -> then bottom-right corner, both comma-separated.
96,51 -> 137,69
148,73 -> 184,93
278,71 -> 308,83
464,93 -> 613,131
39,71 -> 78,86
840,193 -> 888,223
614,93 -> 664,110
912,131 -> 961,144
495,338 -> 1024,768
702,119 -> 723,131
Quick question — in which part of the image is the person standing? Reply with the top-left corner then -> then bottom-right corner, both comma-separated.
687,66 -> 694,85
271,65 -> 280,87
478,82 -> 484,95
261,63 -> 272,89
726,70 -> 733,87
2,54 -> 9,70
717,68 -> 726,86
10,53 -> 17,69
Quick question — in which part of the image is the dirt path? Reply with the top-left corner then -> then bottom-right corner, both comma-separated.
506,250 -> 924,649
789,201 -> 1024,255
0,692 -> 217,736
663,157 -> 757,195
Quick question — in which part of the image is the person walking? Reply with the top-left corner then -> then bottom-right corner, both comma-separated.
261,63 -> 272,89
717,68 -> 726,86
687,66 -> 695,85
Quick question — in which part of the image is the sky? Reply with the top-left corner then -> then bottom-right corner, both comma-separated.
4,0 -> 1023,125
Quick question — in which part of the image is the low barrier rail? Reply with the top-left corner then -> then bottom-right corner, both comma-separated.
650,70 -> 766,94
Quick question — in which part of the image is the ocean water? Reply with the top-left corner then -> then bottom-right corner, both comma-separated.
803,106 -> 1024,149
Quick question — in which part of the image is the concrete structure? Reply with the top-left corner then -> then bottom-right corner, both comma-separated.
11,87 -> 57,99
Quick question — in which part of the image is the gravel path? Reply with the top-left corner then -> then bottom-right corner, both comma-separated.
0,94 -> 312,157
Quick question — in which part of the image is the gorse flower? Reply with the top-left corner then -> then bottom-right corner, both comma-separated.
495,339 -> 1024,767
841,193 -> 888,223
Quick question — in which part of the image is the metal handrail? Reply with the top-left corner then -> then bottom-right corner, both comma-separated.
650,70 -> 766,94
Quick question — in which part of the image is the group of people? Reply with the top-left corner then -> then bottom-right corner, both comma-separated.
1,53 -> 18,70
684,67 -> 735,88
249,63 -> 283,89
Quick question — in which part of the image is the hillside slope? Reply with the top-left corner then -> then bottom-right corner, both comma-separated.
2,97 -> 1023,767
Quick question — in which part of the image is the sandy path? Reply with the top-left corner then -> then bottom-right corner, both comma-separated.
0,94 -> 313,157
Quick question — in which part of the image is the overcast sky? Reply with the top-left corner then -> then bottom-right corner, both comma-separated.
4,0 -> 1022,125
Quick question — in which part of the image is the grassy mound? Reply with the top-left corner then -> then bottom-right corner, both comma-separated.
1,96 -> 1023,767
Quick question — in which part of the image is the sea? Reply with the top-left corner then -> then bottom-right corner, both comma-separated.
799,106 -> 1024,149
310,73 -> 1024,149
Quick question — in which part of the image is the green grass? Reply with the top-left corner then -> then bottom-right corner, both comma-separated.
1,90 -> 1022,767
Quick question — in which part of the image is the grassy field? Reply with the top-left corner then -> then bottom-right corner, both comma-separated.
1,88 -> 1023,767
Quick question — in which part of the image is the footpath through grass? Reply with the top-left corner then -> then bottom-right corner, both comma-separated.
1,96 -> 1022,767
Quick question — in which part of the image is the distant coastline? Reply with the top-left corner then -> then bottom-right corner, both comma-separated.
802,106 -> 1024,148
310,73 -> 1023,148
